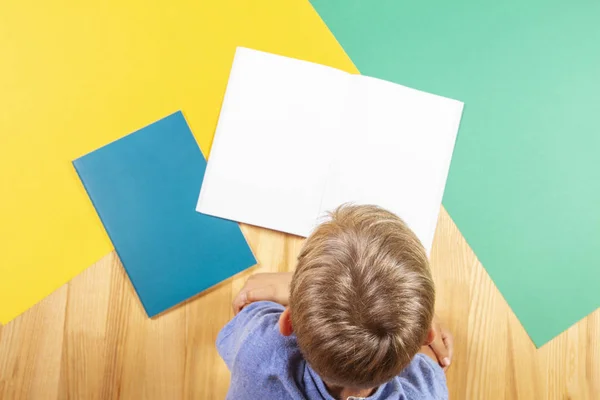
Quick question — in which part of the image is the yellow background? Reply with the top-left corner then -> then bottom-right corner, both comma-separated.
0,0 -> 357,323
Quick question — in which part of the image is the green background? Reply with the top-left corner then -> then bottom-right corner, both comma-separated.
311,0 -> 600,346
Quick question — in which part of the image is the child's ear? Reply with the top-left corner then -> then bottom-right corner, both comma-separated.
278,307 -> 293,336
423,326 -> 436,345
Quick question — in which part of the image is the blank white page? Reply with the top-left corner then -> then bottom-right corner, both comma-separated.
319,75 -> 464,253
197,48 -> 350,236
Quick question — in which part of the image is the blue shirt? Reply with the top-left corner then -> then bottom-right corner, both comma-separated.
217,301 -> 448,399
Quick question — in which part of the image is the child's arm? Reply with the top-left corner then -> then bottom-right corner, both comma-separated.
217,301 -> 285,370
424,316 -> 454,371
232,272 -> 293,314
419,344 -> 439,363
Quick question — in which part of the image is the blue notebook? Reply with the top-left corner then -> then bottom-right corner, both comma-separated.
73,111 -> 256,317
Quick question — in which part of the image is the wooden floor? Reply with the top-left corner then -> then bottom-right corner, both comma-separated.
0,208 -> 598,399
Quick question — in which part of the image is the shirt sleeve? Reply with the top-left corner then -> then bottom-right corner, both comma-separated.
216,300 -> 285,370
399,353 -> 449,400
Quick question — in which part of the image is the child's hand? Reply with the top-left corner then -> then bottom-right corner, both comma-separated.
429,315 -> 454,372
233,272 -> 294,314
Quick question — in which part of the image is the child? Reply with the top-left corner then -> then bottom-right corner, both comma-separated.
217,205 -> 453,399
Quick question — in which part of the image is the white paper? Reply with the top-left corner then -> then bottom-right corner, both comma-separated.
197,48 -> 464,252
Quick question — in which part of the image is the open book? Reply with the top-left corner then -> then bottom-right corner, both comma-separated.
197,48 -> 464,253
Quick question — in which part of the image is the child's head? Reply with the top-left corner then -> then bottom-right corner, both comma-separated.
287,205 -> 434,389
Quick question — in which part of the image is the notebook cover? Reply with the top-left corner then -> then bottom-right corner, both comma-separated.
73,111 -> 256,317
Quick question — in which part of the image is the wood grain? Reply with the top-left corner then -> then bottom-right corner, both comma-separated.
0,208 -> 598,399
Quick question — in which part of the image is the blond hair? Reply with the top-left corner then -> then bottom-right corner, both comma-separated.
289,205 -> 434,388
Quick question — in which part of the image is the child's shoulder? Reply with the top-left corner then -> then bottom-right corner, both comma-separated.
217,301 -> 302,373
217,301 -> 308,398
395,353 -> 448,399
218,300 -> 285,343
